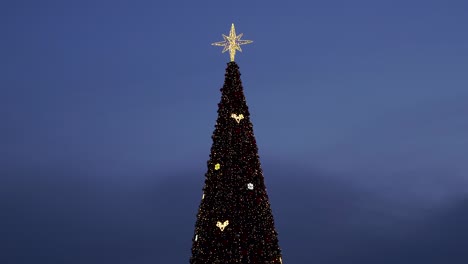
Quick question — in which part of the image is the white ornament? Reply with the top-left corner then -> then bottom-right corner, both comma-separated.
247,183 -> 254,190
195,235 -> 198,241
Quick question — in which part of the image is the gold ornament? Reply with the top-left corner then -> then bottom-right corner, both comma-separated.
215,163 -> 221,170
231,113 -> 244,123
212,23 -> 253,62
280,257 -> 283,263
216,220 -> 229,231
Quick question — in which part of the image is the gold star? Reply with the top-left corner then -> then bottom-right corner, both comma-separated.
212,23 -> 253,62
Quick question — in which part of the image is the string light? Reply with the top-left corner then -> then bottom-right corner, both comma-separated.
216,220 -> 229,231
212,23 -> 253,62
190,59 -> 282,263
231,113 -> 244,123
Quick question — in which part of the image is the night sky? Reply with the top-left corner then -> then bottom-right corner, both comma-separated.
1,0 -> 468,263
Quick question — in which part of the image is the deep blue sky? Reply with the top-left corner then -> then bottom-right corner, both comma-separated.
1,0 -> 468,263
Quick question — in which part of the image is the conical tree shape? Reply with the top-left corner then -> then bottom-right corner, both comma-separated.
190,62 -> 283,263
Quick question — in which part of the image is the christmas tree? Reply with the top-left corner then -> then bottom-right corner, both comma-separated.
190,24 -> 283,264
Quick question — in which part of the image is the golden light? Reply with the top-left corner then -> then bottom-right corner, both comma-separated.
212,23 -> 253,62
231,113 -> 244,123
216,220 -> 229,231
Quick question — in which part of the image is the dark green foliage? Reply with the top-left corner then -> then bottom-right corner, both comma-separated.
190,62 -> 283,263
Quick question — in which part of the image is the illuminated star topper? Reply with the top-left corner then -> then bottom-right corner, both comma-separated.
212,23 -> 253,62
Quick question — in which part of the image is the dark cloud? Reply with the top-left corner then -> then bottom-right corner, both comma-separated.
1,164 -> 467,264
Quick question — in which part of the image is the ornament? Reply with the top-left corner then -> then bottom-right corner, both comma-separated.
216,220 -> 229,231
202,193 -> 205,199
247,183 -> 254,190
280,257 -> 283,264
215,163 -> 221,170
211,23 -> 253,62
195,235 -> 198,241
231,113 -> 244,123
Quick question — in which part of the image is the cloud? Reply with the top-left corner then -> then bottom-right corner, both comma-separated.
1,163 -> 467,264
